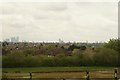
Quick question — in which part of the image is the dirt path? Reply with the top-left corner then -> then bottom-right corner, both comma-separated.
3,70 -> 119,79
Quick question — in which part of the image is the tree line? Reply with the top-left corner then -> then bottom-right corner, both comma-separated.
2,38 -> 120,68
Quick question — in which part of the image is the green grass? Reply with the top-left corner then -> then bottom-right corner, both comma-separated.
3,67 -> 115,73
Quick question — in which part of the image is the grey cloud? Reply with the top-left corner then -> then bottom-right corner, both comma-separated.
39,2 -> 68,12
1,2 -> 118,42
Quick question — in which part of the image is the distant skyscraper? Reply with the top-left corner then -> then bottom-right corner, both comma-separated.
11,36 -> 19,42
16,36 -> 19,42
59,38 -> 64,44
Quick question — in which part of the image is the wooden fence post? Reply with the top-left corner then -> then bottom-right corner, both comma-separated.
114,68 -> 118,80
86,71 -> 90,80
29,72 -> 32,80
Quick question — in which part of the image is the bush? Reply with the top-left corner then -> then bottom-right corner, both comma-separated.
77,52 -> 94,66
93,48 -> 118,66
2,51 -> 25,68
23,56 -> 41,67
2,47 -> 119,67
104,39 -> 120,66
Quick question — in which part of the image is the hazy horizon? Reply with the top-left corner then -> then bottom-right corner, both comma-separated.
0,1 -> 118,42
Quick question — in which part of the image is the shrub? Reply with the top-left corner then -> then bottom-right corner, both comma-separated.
93,48 -> 118,66
2,51 -> 25,68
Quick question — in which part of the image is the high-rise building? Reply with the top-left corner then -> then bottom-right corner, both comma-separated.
59,38 -> 64,44
11,36 -> 19,42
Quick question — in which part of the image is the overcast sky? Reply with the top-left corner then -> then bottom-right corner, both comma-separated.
0,0 -> 119,42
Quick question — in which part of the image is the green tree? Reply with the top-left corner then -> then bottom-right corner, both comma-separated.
3,51 -> 25,68
93,48 -> 118,66
104,39 -> 120,66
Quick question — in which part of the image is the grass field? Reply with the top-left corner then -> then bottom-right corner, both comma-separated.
2,67 -> 120,78
2,67 -> 114,72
